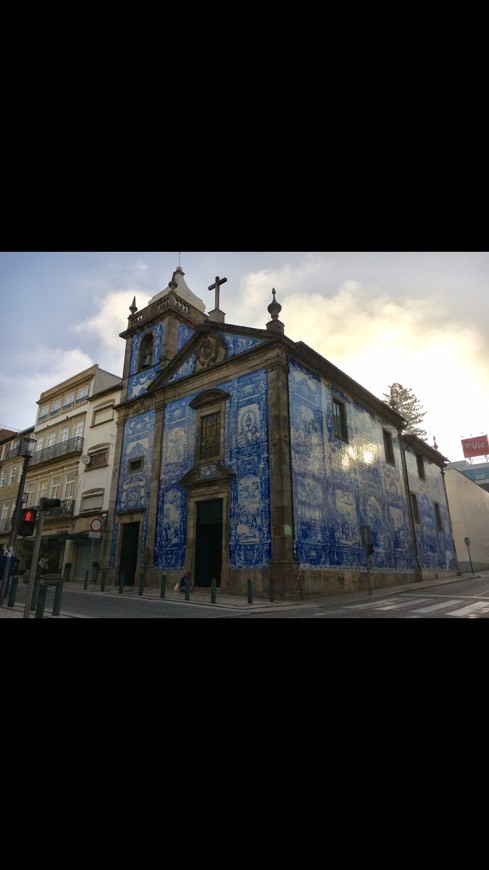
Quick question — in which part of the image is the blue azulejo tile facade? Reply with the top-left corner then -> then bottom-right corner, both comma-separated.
154,369 -> 271,571
289,357 -> 417,573
403,447 -> 457,572
110,410 -> 156,567
104,267 -> 458,598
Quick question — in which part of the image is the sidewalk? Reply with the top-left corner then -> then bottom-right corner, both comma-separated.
2,570 -> 486,618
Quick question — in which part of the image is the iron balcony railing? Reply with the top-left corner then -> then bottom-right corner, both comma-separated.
29,437 -> 84,466
42,498 -> 76,518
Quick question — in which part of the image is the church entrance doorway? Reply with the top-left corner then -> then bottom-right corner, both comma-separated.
195,499 -> 222,587
118,521 -> 139,587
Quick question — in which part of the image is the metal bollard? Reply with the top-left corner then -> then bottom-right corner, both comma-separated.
160,574 -> 166,598
269,578 -> 275,602
31,578 -> 40,611
211,578 -> 216,604
119,572 -> 124,594
184,580 -> 191,601
247,579 -> 253,604
83,569 -> 89,590
35,584 -> 48,619
138,573 -> 145,596
7,576 -> 19,608
100,571 -> 106,592
52,580 -> 64,616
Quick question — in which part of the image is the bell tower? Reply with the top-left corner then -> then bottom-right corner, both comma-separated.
119,265 -> 207,403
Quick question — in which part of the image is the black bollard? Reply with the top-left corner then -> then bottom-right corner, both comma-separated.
7,576 -> 19,608
211,578 -> 216,604
52,580 -> 64,616
269,578 -> 275,602
83,569 -> 89,590
138,573 -> 145,596
160,574 -> 166,598
31,578 -> 40,611
247,579 -> 253,604
35,584 -> 48,619
100,571 -> 106,592
119,572 -> 124,594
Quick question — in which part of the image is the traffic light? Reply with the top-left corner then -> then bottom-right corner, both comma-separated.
39,498 -> 61,510
19,507 -> 37,536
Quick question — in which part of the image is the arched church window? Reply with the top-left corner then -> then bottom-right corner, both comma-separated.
139,333 -> 154,370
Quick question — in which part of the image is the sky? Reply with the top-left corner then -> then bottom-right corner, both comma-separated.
0,250 -> 487,464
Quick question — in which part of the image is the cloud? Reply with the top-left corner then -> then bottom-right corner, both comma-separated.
72,290 -> 133,374
236,267 -> 489,461
0,346 -> 93,431
6,256 -> 483,465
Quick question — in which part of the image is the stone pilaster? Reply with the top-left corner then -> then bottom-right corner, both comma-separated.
267,352 -> 299,596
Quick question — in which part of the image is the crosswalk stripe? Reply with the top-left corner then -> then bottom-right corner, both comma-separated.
414,599 -> 463,613
446,601 -> 489,617
349,597 -> 430,611
376,598 -> 432,610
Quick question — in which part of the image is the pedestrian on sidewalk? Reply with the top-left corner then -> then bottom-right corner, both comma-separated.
174,571 -> 192,593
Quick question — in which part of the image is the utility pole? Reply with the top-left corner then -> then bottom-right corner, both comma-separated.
23,510 -> 45,618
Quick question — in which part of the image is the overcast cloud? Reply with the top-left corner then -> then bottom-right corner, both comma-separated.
1,251 -> 487,464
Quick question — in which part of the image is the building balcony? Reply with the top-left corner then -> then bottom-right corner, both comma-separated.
30,437 -> 84,466
43,499 -> 75,518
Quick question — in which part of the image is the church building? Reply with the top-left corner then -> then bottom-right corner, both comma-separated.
102,266 -> 458,600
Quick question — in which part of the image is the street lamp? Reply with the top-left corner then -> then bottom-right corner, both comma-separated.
0,435 -> 37,606
464,536 -> 475,576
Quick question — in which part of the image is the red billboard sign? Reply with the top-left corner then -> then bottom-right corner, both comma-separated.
461,435 -> 489,458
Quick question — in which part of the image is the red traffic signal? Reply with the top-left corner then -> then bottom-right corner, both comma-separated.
19,507 -> 37,536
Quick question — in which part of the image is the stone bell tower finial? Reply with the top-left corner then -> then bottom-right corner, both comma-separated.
266,288 -> 284,334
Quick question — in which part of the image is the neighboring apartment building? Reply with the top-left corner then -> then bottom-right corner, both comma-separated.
61,377 -> 122,580
19,364 -> 121,578
0,427 -> 35,550
100,266 -> 458,600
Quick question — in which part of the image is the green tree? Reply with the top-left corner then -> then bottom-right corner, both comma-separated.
383,383 -> 428,440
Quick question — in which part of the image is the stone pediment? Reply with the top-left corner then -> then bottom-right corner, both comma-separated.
180,461 -> 236,489
146,326 -> 226,391
147,324 -> 272,392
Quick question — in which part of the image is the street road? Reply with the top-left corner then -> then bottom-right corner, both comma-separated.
6,573 -> 489,618
242,575 -> 489,618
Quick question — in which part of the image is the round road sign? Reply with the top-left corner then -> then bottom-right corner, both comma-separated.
90,517 -> 103,532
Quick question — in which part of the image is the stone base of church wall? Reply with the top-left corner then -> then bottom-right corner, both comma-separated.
296,567 -> 457,599
101,564 -> 458,600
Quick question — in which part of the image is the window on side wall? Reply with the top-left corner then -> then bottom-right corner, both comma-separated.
128,457 -> 144,474
332,398 -> 348,442
416,453 -> 426,479
77,386 -> 89,405
383,429 -> 395,465
88,449 -> 109,470
81,490 -> 104,512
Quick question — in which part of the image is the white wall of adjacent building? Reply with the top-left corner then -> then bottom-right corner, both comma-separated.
444,468 -> 489,570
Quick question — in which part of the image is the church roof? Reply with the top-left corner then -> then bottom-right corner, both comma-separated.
147,266 -> 206,314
